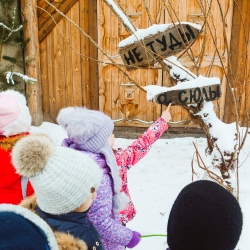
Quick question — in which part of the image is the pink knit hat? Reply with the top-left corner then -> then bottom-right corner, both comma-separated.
0,90 -> 32,136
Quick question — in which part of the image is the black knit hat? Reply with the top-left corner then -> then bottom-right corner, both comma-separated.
167,180 -> 243,250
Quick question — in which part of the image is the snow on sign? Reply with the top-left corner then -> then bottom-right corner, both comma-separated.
152,84 -> 221,106
119,23 -> 201,71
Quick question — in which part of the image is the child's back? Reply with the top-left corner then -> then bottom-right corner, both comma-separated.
0,204 -> 58,250
0,90 -> 34,204
166,180 -> 243,250
57,106 -> 171,249
12,133 -> 104,250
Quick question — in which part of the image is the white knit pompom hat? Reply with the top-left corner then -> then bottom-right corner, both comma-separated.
0,89 -> 31,136
12,133 -> 102,215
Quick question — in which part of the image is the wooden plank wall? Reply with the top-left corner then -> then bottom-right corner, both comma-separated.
97,0 -> 234,128
35,0 -> 249,127
224,0 -> 250,126
98,0 -> 163,126
38,0 -> 98,122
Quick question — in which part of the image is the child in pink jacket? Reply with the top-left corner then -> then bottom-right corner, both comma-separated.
57,105 -> 171,250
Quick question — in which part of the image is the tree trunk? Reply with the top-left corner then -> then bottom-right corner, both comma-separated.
0,44 -> 2,61
20,0 -> 43,126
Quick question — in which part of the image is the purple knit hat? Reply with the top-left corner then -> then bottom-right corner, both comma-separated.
57,107 -> 128,211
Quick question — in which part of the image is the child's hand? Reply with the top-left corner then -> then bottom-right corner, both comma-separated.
126,231 -> 141,248
161,103 -> 171,122
107,134 -> 115,148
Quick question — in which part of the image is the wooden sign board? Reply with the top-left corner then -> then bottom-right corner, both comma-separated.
151,84 -> 221,106
119,24 -> 201,71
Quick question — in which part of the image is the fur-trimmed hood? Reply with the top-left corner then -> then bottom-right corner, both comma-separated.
21,195 -> 88,250
0,203 -> 58,250
0,90 -> 31,136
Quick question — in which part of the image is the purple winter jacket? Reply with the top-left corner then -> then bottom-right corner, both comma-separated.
62,139 -> 133,250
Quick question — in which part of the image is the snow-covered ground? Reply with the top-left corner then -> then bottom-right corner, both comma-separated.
31,122 -> 250,250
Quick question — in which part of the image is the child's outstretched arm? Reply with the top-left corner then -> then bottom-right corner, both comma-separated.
115,103 -> 171,168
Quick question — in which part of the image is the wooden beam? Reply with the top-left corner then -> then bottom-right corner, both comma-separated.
88,0 -> 99,110
80,0 -> 90,108
79,0 -> 99,110
20,0 -> 43,125
224,0 -> 250,124
37,0 -> 51,17
38,0 -> 68,28
38,0 -> 79,42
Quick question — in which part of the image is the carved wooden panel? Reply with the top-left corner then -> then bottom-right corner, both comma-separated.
97,0 -> 233,127
98,0 -> 163,127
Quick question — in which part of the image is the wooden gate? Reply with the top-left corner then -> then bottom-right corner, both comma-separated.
97,0 -> 234,127
20,0 -> 249,127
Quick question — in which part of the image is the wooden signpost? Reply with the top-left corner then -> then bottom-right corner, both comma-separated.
151,84 -> 221,106
119,23 -> 201,70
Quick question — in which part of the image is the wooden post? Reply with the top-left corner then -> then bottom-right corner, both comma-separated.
224,0 -> 250,124
80,0 -> 99,110
20,0 -> 43,125
88,0 -> 99,110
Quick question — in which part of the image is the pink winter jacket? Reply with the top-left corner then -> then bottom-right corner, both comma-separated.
115,117 -> 168,225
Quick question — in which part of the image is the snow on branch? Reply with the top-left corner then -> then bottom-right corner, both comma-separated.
163,56 -> 197,82
0,22 -> 12,32
196,102 -> 237,153
3,24 -> 23,42
144,74 -> 220,101
118,22 -> 202,48
0,7 -> 23,43
104,0 -> 136,33
5,72 -> 37,85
